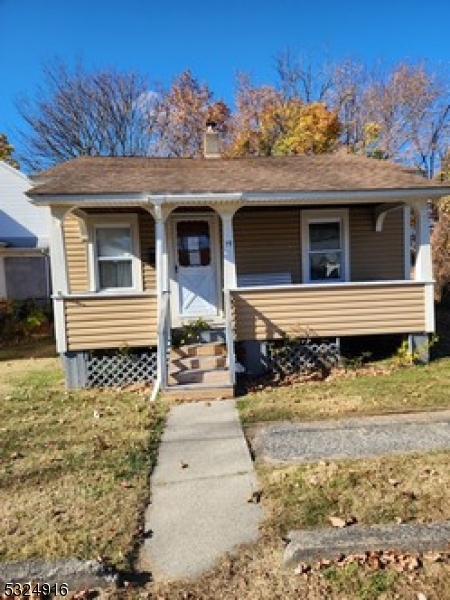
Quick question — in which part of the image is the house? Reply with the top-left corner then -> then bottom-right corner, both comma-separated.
27,132 -> 450,396
0,161 -> 51,302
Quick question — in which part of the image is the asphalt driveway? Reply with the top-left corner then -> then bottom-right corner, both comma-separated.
252,410 -> 450,463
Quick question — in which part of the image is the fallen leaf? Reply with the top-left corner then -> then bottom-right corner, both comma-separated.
73,590 -> 97,600
328,516 -> 347,528
388,477 -> 400,486
408,557 -> 422,571
423,551 -> 443,563
315,558 -> 332,569
95,435 -> 109,451
247,490 -> 262,503
294,562 -> 311,574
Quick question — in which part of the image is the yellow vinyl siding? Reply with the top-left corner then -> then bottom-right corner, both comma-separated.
233,283 -> 426,340
234,205 -> 406,285
63,214 -> 88,292
350,206 -> 405,281
139,211 -> 156,290
65,295 -> 157,350
63,209 -> 156,293
234,208 -> 301,283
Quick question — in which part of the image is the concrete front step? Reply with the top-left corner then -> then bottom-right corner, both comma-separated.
171,342 -> 226,359
169,367 -> 230,386
170,355 -> 227,373
161,384 -> 235,401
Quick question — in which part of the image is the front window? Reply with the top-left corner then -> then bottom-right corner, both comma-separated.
302,210 -> 349,283
308,221 -> 342,281
88,215 -> 141,292
96,226 -> 133,289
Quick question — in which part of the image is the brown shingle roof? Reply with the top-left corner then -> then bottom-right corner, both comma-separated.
28,153 -> 449,197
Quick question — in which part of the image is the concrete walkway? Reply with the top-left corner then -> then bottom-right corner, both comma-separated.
254,410 -> 450,464
141,400 -> 262,581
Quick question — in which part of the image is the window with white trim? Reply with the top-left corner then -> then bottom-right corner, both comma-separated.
89,216 -> 142,292
302,209 -> 349,283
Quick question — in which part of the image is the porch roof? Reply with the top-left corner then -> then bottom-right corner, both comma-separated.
28,153 -> 450,200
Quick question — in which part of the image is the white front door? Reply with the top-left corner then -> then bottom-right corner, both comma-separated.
172,216 -> 219,320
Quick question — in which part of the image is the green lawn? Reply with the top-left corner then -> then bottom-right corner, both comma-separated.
238,357 -> 450,425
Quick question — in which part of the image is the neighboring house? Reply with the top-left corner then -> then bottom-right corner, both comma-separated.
27,131 -> 450,395
0,161 -> 51,302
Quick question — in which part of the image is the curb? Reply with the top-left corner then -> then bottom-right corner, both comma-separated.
284,521 -> 450,567
0,558 -> 119,591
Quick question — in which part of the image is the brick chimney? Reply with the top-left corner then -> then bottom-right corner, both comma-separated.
203,121 -> 221,159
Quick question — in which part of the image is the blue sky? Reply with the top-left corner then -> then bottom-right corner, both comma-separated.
1,0 -> 449,161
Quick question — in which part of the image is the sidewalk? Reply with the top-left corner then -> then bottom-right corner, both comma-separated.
141,400 -> 262,581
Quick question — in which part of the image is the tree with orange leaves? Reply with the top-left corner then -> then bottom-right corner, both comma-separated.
227,74 -> 340,156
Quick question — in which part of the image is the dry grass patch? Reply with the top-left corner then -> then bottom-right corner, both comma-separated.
0,346 -> 166,569
238,358 -> 450,425
258,451 -> 450,536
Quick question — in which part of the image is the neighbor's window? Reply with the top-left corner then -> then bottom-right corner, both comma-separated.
95,225 -> 134,290
302,210 -> 349,283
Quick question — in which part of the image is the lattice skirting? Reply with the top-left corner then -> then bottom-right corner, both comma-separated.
267,338 -> 340,375
85,348 -> 157,388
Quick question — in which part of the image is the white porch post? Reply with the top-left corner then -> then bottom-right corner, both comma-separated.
152,204 -> 172,395
217,204 -> 241,384
218,206 -> 238,290
413,200 -> 433,282
155,210 -> 165,299
411,200 -> 434,351
49,206 -> 70,353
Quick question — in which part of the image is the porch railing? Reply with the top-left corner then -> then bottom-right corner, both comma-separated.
223,288 -> 236,385
230,280 -> 433,341
151,291 -> 171,400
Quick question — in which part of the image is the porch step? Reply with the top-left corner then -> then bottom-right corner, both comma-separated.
167,340 -> 233,396
168,367 -> 230,386
170,355 -> 227,372
161,384 -> 234,401
170,341 -> 226,359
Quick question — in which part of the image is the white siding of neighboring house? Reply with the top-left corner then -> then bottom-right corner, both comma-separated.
0,162 -> 50,247
0,162 -> 51,299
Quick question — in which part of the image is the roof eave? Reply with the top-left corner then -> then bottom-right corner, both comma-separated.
27,187 -> 450,207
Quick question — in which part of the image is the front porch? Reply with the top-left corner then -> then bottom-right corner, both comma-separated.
49,197 -> 434,393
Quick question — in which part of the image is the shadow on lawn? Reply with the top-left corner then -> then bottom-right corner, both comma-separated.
432,303 -> 450,359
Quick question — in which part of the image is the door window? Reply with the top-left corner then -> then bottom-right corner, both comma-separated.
177,221 -> 211,267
